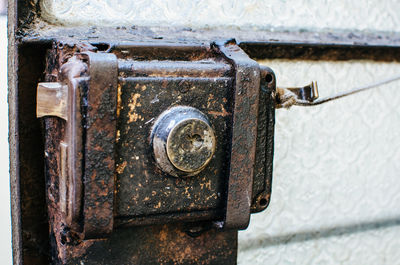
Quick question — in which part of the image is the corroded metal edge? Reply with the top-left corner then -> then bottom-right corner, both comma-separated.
59,57 -> 87,231
13,0 -> 400,51
42,44 -> 87,264
21,22 -> 400,49
80,51 -> 118,239
216,40 -> 260,229
68,223 -> 238,265
251,66 -> 276,213
41,45 -> 118,263
8,0 -> 22,264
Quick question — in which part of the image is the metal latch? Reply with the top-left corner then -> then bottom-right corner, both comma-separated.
38,52 -> 118,242
36,40 -> 276,261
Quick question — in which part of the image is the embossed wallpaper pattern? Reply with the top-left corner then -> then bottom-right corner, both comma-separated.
239,60 -> 400,264
41,0 -> 400,32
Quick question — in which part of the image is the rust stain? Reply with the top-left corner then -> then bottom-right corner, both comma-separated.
128,93 -> 141,123
208,104 -> 230,117
117,83 -> 122,117
207,94 -> 215,108
68,240 -> 95,259
153,225 -> 235,265
200,179 -> 211,190
116,129 -> 120,143
116,161 -> 127,174
90,171 -> 97,181
162,79 -> 168,88
184,187 -> 191,199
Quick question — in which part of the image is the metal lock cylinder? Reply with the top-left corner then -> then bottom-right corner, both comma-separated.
151,106 -> 216,177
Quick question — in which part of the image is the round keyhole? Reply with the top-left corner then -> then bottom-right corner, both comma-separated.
187,134 -> 203,150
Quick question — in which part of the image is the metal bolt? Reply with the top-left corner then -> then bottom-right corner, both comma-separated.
151,106 -> 216,177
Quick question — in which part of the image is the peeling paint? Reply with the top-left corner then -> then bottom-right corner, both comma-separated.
127,93 -> 141,123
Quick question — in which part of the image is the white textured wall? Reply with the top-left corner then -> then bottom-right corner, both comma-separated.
238,60 -> 400,264
239,224 -> 400,265
41,0 -> 400,32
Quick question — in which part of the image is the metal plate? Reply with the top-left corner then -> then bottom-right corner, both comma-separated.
115,44 -> 233,225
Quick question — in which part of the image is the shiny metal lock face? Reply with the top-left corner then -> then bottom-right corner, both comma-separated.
151,106 -> 216,177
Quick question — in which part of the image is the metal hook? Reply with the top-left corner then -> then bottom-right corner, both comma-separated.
275,74 -> 400,108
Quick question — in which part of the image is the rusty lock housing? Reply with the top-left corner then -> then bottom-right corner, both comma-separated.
37,40 -> 276,248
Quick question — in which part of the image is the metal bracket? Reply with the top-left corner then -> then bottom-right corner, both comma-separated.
79,51 -> 118,239
286,81 -> 319,102
216,40 -> 261,229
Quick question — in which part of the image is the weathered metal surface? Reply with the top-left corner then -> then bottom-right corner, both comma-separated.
251,66 -> 276,213
36,43 -> 241,264
67,223 -> 238,265
79,51 -> 118,239
43,114 -> 68,264
11,37 -> 277,264
151,106 -> 216,177
8,1 -> 20,263
239,42 -> 400,61
12,21 -> 276,265
41,49 -> 118,247
114,42 -> 274,228
216,40 -> 260,229
41,44 -> 85,264
18,14 -> 400,63
115,44 -> 233,224
40,50 -> 118,243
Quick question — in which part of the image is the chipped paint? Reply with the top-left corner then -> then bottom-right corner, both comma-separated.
117,83 -> 122,117
208,104 -> 230,117
127,93 -> 141,123
116,161 -> 127,174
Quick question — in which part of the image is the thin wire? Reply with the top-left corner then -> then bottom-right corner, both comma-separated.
294,73 -> 400,107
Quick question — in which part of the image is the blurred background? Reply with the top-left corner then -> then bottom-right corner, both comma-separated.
1,0 -> 12,264
0,0 -> 5,15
